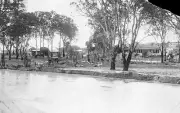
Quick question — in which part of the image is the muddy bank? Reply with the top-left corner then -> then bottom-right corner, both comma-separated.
1,64 -> 180,85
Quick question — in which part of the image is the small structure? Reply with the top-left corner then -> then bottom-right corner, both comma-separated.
135,43 -> 160,56
31,49 -> 40,57
51,51 -> 59,57
31,47 -> 50,58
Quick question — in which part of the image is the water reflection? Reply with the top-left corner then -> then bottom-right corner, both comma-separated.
48,75 -> 57,82
0,70 -> 180,113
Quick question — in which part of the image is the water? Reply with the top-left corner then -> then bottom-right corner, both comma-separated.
0,70 -> 180,113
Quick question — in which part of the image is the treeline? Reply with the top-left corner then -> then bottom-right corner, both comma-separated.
0,0 -> 78,66
73,0 -> 180,71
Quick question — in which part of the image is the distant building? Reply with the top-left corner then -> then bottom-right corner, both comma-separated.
135,43 -> 161,55
31,49 -> 40,56
135,42 -> 180,56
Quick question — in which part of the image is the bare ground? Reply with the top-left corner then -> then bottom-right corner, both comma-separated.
2,58 -> 180,77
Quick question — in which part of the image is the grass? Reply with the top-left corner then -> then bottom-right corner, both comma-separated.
2,55 -> 180,77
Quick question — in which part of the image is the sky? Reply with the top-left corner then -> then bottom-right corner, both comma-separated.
26,0 -> 178,49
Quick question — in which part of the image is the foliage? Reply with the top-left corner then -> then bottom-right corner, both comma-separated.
91,27 -> 110,56
51,13 -> 78,47
0,0 -> 27,60
66,45 -> 81,59
0,0 -> 79,66
146,5 -> 172,63
72,0 -> 156,70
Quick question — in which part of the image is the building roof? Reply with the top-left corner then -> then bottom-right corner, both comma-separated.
136,43 -> 160,50
32,49 -> 40,51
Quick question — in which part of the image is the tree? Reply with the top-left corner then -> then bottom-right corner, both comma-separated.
85,41 -> 90,62
29,12 -> 40,56
85,39 -> 96,63
72,0 -> 153,71
6,12 -> 37,59
146,5 -> 172,63
113,0 -> 156,71
39,11 -> 52,47
52,13 -> 78,58
46,11 -> 58,54
51,14 -> 64,57
66,45 -> 81,60
34,11 -> 50,49
168,13 -> 180,63
61,20 -> 78,57
71,0 -> 121,69
91,27 -> 109,58
0,0 -> 29,60
0,0 -> 11,65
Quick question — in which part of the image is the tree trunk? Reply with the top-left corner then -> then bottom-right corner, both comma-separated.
122,52 -> 132,71
102,48 -> 105,58
51,38 -> 53,52
8,45 -> 12,60
58,43 -> 60,58
161,51 -> 164,63
24,51 -> 28,67
63,47 -> 65,57
87,51 -> 90,62
164,48 -> 167,61
1,43 -> 5,67
62,41 -> 66,57
8,49 -> 11,60
110,52 -> 117,70
23,48 -> 25,58
20,47 -> 23,60
16,44 -> 19,59
43,36 -> 44,47
13,50 -> 15,55
59,39 -> 61,58
110,45 -> 122,70
48,39 -> 49,51
179,46 -> 180,63
51,38 -> 53,57
161,44 -> 164,63
40,35 -> 41,49
15,37 -> 19,59
36,34 -> 38,56
12,46 -> 15,55
178,41 -> 180,63
20,49 -> 22,60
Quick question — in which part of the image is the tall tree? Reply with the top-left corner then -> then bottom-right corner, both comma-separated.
71,0 -> 120,69
146,5 -> 171,63
5,0 -> 26,59
0,0 -> 25,60
6,12 -> 37,59
89,27 -> 109,58
72,0 -> 153,71
52,13 -> 78,57
47,11 -> 56,54
168,13 -> 180,63
61,18 -> 78,57
0,0 -> 11,65
34,11 -> 48,49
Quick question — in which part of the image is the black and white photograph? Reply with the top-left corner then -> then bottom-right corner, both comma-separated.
1,0 -> 180,113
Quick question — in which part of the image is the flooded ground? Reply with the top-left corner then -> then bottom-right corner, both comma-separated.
1,70 -> 180,113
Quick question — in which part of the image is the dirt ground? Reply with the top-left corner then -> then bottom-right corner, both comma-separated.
2,56 -> 180,77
